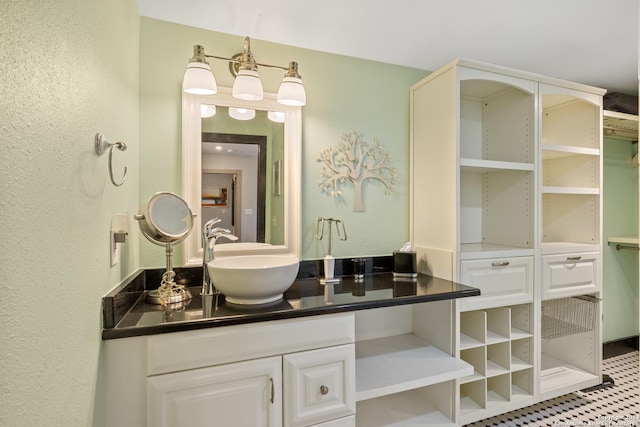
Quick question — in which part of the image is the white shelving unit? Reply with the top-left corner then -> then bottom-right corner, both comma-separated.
410,58 -> 604,424
603,109 -> 639,142
458,305 -> 535,424
354,302 -> 470,426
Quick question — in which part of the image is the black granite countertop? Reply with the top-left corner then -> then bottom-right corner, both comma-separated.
102,257 -> 480,340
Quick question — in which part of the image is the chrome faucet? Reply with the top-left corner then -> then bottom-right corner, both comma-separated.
201,218 -> 238,295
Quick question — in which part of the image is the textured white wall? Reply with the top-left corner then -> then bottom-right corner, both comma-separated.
0,1 -> 140,426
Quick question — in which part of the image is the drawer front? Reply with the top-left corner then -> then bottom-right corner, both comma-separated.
283,344 -> 355,427
542,252 -> 600,299
146,313 -> 354,375
459,256 -> 534,309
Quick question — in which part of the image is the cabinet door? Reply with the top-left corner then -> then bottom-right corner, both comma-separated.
541,252 -> 600,299
283,344 -> 355,427
147,356 -> 282,427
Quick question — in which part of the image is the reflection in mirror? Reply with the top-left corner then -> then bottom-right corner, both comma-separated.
182,89 -> 301,266
201,127 -> 272,244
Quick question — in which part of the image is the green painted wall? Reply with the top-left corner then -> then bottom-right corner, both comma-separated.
603,137 -> 639,342
0,1 -> 140,426
138,18 -> 428,265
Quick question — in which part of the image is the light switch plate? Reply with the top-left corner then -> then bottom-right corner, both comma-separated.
110,214 -> 129,266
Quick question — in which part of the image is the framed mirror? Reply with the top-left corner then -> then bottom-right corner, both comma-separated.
182,88 -> 301,266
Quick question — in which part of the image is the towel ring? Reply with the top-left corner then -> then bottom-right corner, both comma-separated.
95,133 -> 128,187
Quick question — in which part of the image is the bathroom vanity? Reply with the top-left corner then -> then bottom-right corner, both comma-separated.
103,270 -> 479,426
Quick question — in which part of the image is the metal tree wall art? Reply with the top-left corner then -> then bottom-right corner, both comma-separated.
318,131 -> 396,212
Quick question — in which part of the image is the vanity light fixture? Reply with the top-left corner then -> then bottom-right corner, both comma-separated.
267,111 -> 285,123
183,37 -> 306,106
200,104 -> 216,118
228,107 -> 256,121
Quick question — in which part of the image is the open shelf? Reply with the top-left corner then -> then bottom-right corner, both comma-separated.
608,236 -> 639,245
603,110 -> 638,142
355,334 -> 472,402
540,354 -> 599,400
460,158 -> 534,172
460,243 -> 534,260
356,387 -> 456,427
541,186 -> 599,195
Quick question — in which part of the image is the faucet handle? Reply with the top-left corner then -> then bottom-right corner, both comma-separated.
203,218 -> 222,233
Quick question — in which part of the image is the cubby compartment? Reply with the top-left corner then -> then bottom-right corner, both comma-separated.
542,151 -> 599,189
460,169 -> 534,257
355,302 -> 471,426
460,379 -> 486,416
541,193 -> 600,252
540,296 -> 601,400
356,383 -> 456,427
459,79 -> 534,164
458,304 -> 535,424
541,94 -> 600,150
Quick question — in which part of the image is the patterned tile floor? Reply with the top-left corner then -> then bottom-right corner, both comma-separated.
465,350 -> 639,427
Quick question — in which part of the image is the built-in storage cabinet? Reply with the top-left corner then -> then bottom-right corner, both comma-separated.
411,58 -> 604,424
105,313 -> 357,427
458,304 -> 535,424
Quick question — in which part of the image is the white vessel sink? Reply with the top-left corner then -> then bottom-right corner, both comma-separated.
207,255 -> 300,305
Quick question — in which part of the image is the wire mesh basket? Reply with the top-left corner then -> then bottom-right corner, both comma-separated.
541,296 -> 599,339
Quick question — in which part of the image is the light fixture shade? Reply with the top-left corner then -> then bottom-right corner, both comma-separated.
200,104 -> 216,118
277,76 -> 306,106
183,62 -> 217,95
268,111 -> 285,123
232,69 -> 264,101
228,107 -> 256,121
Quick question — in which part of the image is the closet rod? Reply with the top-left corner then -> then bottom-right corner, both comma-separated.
615,244 -> 639,251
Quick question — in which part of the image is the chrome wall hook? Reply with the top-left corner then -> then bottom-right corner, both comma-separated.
95,133 -> 128,187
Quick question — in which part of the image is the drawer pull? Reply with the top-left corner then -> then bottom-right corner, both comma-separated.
320,385 -> 329,395
566,256 -> 582,261
270,378 -> 274,404
491,261 -> 510,267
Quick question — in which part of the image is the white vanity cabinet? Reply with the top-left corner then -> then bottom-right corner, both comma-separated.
106,300 -> 475,427
410,58 -> 604,424
105,313 -> 356,427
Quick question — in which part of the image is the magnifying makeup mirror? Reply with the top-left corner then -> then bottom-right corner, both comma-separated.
135,192 -> 196,305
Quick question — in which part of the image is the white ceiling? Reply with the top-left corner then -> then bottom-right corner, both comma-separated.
137,0 -> 639,95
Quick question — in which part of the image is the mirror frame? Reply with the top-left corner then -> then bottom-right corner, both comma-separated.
182,88 -> 301,266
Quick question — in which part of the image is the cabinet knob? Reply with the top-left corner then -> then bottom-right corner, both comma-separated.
566,256 -> 582,261
320,385 -> 329,395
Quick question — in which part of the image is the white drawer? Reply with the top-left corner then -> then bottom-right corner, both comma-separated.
283,344 -> 356,427
146,313 -> 354,375
542,252 -> 600,299
459,256 -> 534,310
